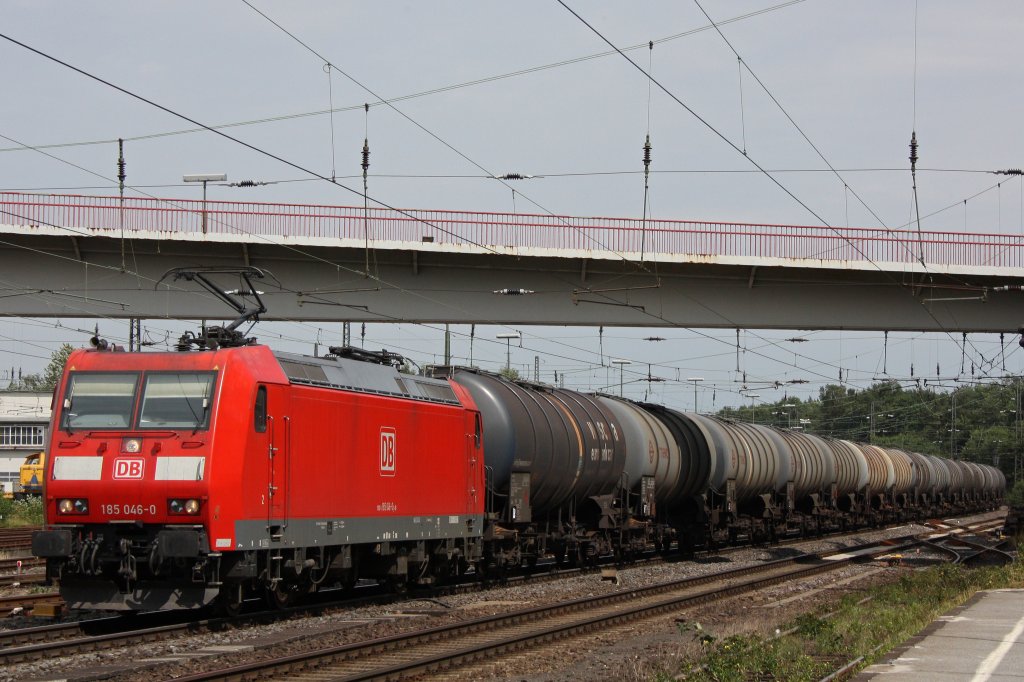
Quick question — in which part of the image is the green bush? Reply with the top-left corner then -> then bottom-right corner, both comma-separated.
0,496 -> 44,526
677,562 -> 1024,681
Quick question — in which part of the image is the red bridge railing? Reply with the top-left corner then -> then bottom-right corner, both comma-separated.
1,192 -> 1021,268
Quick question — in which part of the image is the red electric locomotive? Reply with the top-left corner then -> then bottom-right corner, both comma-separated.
32,269 -> 485,611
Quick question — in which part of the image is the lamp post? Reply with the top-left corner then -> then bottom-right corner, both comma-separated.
686,377 -> 704,413
612,359 -> 631,397
746,393 -> 760,422
496,333 -> 520,372
184,173 -> 227,234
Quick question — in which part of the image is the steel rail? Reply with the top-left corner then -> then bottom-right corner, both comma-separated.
170,539 -> 923,682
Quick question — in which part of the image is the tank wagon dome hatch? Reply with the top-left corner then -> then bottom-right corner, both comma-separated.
272,349 -> 460,406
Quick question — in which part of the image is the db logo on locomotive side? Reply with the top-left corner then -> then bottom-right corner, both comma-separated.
379,427 -> 396,477
113,458 -> 145,480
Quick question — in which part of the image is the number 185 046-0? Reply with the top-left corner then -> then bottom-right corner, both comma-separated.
101,504 -> 158,516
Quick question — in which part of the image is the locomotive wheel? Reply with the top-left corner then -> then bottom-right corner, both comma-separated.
265,582 -> 294,609
217,590 -> 244,617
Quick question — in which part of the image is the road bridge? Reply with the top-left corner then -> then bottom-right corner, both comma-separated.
0,192 -> 1022,332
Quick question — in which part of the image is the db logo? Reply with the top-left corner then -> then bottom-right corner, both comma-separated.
379,427 -> 396,477
113,458 -> 145,480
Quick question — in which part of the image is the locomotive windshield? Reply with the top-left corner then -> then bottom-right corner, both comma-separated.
138,372 -> 215,429
61,373 -> 139,429
59,371 -> 217,431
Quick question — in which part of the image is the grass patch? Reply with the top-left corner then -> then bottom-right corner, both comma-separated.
0,496 -> 44,527
670,560 -> 1024,681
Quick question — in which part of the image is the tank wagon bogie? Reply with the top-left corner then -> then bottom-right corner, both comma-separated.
33,343 -> 1007,613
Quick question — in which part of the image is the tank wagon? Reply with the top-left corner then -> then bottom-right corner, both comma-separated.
33,345 -> 1006,612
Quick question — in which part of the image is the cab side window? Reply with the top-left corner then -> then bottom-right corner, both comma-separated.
254,386 -> 267,433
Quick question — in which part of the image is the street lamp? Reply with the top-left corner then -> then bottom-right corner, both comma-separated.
184,173 -> 227,234
496,333 -> 520,371
686,377 -> 704,413
612,359 -> 631,397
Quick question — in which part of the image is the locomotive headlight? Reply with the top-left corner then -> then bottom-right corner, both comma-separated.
169,498 -> 201,515
123,438 -> 142,453
57,498 -> 88,515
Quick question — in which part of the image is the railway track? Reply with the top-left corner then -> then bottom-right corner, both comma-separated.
160,517 -> 1012,682
0,555 -> 43,572
0,572 -> 45,588
0,592 -> 62,619
170,538 -> 918,681
0,513 -> 1005,678
0,527 -> 37,551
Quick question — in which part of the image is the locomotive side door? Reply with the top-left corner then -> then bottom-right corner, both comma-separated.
468,411 -> 483,513
263,385 -> 290,540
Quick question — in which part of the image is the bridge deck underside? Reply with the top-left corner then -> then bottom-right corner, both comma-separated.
0,231 -> 1020,332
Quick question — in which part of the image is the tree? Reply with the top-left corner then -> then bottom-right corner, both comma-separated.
8,344 -> 75,392
1008,479 -> 1024,507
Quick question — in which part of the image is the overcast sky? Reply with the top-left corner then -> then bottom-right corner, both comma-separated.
1,1 -> 1022,409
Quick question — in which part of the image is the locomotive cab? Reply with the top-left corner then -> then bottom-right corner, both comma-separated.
33,349 -> 228,610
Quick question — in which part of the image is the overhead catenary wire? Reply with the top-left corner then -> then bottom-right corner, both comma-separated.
690,0 -> 917,260
688,0 -> 1003,375
0,1 -> 809,157
240,1 -> 656,274
0,15 -> 1011,401
0,58 -> 856,393
0,127 -> 1007,393
0,31 -> 510,261
558,1 -> 1001,382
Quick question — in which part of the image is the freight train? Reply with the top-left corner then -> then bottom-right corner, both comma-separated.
31,337 -> 1006,612
31,270 -> 1006,612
